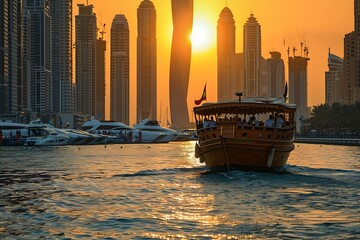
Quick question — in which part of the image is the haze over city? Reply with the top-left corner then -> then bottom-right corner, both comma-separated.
74,0 -> 353,123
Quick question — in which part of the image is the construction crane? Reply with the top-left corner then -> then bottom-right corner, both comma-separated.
99,24 -> 106,40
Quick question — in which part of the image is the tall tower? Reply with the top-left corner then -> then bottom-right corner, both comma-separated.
325,50 -> 343,105
169,0 -> 193,129
75,4 -> 97,116
341,0 -> 360,105
137,0 -> 157,121
266,51 -> 285,98
95,36 -> 106,120
0,0 -> 23,114
26,0 -> 52,114
288,49 -> 310,132
243,13 -> 261,97
0,0 -> 10,114
343,32 -> 357,104
22,6 -> 31,112
50,0 -> 73,113
217,7 -> 238,102
342,0 -> 360,105
355,0 -> 360,91
110,14 -> 130,124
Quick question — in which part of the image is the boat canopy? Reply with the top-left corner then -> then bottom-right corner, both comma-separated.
193,98 -> 296,116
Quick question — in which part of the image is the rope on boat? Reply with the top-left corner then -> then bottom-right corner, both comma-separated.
267,146 -> 275,168
220,136 -> 230,171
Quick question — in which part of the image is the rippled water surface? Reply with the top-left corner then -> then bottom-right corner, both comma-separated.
0,142 -> 359,239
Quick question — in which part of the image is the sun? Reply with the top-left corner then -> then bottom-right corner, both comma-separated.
191,19 -> 215,52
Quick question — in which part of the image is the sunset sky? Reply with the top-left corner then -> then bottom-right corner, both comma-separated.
74,0 -> 353,124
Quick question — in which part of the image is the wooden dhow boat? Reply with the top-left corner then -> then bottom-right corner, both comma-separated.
193,95 -> 297,172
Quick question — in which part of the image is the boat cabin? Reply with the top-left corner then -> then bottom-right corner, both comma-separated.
193,98 -> 297,143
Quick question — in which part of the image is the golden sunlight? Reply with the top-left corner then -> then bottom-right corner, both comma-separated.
191,19 -> 215,52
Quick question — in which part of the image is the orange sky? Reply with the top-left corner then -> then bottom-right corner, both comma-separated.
74,0 -> 353,125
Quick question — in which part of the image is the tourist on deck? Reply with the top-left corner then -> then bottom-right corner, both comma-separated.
203,117 -> 209,128
209,116 -> 216,127
276,114 -> 284,128
237,118 -> 242,127
249,115 -> 259,126
265,115 -> 274,128
242,119 -> 248,126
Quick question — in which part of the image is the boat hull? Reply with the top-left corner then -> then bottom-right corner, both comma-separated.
196,136 -> 294,172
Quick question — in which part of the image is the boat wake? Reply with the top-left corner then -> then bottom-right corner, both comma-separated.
112,166 -> 206,178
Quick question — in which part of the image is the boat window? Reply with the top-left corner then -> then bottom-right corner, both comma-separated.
96,125 -> 117,130
111,127 -> 131,131
1,126 -> 25,130
144,120 -> 159,126
80,126 -> 92,131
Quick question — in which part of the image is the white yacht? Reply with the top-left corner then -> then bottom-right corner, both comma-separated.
59,129 -> 114,145
133,119 -> 190,142
79,119 -> 169,143
25,127 -> 70,146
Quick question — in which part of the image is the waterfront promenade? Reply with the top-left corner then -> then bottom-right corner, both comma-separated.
295,137 -> 360,146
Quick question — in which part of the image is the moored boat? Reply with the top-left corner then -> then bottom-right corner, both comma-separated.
134,119 -> 192,142
193,97 -> 297,172
80,119 -> 169,143
25,127 -> 70,146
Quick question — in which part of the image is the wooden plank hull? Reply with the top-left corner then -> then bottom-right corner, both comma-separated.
197,137 -> 294,172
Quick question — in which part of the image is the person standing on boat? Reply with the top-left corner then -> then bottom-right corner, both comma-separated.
265,115 -> 274,128
203,117 -> 210,128
275,114 -> 284,128
209,116 -> 216,127
249,115 -> 259,126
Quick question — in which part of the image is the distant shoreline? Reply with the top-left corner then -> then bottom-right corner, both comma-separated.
295,137 -> 360,146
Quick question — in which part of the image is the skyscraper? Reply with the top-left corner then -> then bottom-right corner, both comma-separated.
137,0 -> 157,121
343,32 -> 356,104
26,0 -> 52,114
217,7 -> 239,102
243,13 -> 261,97
288,50 -> 310,132
95,37 -> 106,120
355,0 -> 360,94
0,0 -> 10,114
110,14 -> 130,124
266,51 -> 285,98
342,0 -> 360,105
22,8 -> 31,112
169,0 -> 193,129
325,50 -> 343,105
75,4 -> 97,116
0,0 -> 23,115
50,0 -> 73,113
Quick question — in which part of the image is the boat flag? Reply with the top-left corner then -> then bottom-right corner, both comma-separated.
283,82 -> 288,100
195,84 -> 207,105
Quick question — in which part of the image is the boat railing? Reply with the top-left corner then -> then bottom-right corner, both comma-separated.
197,122 -> 294,142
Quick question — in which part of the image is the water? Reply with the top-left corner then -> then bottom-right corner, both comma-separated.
0,142 -> 359,239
